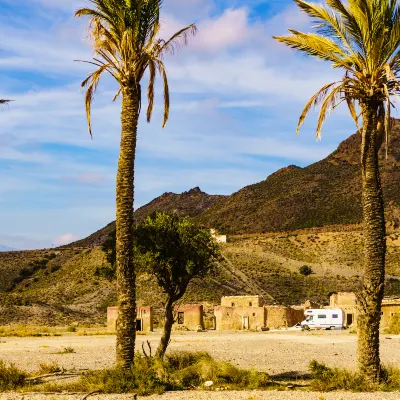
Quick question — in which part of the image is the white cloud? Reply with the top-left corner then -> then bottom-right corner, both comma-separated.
53,233 -> 79,247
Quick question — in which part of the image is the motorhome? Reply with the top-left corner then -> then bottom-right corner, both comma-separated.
301,309 -> 345,330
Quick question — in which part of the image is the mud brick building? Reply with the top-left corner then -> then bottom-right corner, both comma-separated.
214,295 -> 304,330
107,306 -> 153,332
173,304 -> 204,331
329,292 -> 400,328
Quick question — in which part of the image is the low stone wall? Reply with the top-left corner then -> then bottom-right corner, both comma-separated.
265,306 -> 304,329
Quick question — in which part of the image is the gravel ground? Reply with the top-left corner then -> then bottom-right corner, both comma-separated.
0,331 -> 399,399
0,330 -> 399,375
1,391 -> 400,400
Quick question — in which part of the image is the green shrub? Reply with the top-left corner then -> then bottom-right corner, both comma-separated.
299,265 -> 313,276
171,352 -> 269,389
308,360 -> 400,392
29,352 -> 269,394
66,325 -> 76,333
58,347 -> 75,354
0,361 -> 27,391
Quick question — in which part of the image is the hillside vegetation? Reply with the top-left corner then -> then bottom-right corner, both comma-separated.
2,123 -> 400,325
196,121 -> 400,233
1,228 -> 400,325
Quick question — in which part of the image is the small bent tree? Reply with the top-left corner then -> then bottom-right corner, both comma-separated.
134,212 -> 220,359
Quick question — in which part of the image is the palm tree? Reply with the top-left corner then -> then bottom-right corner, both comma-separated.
274,0 -> 400,382
75,0 -> 196,368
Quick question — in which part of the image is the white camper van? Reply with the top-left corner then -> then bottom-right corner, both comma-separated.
301,309 -> 345,330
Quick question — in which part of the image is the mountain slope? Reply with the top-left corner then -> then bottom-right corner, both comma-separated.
69,187 -> 226,248
2,229 -> 400,325
196,121 -> 400,234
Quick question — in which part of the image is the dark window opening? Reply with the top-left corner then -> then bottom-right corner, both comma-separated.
249,302 -> 252,307
231,302 -> 235,307
136,319 -> 142,331
318,315 -> 327,319
252,313 -> 256,317
332,314 -> 338,318
346,314 -> 353,326
178,312 -> 184,325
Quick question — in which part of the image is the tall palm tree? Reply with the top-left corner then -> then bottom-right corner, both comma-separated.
274,0 -> 400,382
75,0 -> 196,368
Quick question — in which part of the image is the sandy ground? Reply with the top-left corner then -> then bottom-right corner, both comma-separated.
0,330 -> 399,374
0,330 -> 399,399
1,392 -> 400,400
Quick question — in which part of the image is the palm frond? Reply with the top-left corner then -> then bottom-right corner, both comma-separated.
158,24 -> 198,56
274,30 -> 351,68
296,82 -> 338,134
81,64 -> 109,137
76,0 -> 195,134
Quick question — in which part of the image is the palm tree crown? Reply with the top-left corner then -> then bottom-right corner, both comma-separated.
75,0 -> 197,136
274,0 -> 400,151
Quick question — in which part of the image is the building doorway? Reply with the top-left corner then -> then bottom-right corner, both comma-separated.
178,312 -> 184,325
242,316 -> 249,330
136,319 -> 142,331
346,314 -> 353,326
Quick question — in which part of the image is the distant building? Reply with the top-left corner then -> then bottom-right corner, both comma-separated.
214,295 -> 304,330
329,292 -> 400,328
173,304 -> 204,331
107,306 -> 153,332
210,229 -> 230,244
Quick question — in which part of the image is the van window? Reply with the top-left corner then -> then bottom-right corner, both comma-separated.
332,314 -> 338,318
318,315 -> 327,319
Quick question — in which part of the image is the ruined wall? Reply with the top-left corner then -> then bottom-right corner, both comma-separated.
214,306 -> 266,331
265,306 -> 304,329
329,292 -> 357,326
173,304 -> 204,331
107,306 -> 153,332
221,295 -> 265,308
330,292 -> 357,307
382,303 -> 400,328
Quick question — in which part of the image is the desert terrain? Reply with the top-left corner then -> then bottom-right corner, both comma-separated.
0,330 -> 399,399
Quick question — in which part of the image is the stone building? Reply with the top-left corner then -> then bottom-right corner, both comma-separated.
210,229 -> 230,244
173,304 -> 204,331
329,292 -> 400,328
214,295 -> 305,330
107,306 -> 153,332
329,292 -> 357,326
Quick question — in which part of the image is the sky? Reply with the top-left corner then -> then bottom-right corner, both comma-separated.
0,0 -> 360,250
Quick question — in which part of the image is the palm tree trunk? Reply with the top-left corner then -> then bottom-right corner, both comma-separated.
115,86 -> 140,368
357,101 -> 386,382
156,296 -> 175,359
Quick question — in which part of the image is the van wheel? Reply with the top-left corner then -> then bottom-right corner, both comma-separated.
330,326 -> 335,330
303,325 -> 309,331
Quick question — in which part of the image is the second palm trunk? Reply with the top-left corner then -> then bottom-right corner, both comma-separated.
357,102 -> 386,382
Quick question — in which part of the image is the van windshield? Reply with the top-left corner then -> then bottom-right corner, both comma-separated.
306,316 -> 313,322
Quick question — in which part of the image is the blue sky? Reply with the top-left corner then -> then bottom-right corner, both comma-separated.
0,0 -> 358,250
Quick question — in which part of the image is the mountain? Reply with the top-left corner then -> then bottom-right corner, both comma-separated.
68,187 -> 226,248
0,245 -> 16,252
2,123 -> 400,326
196,121 -> 400,234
